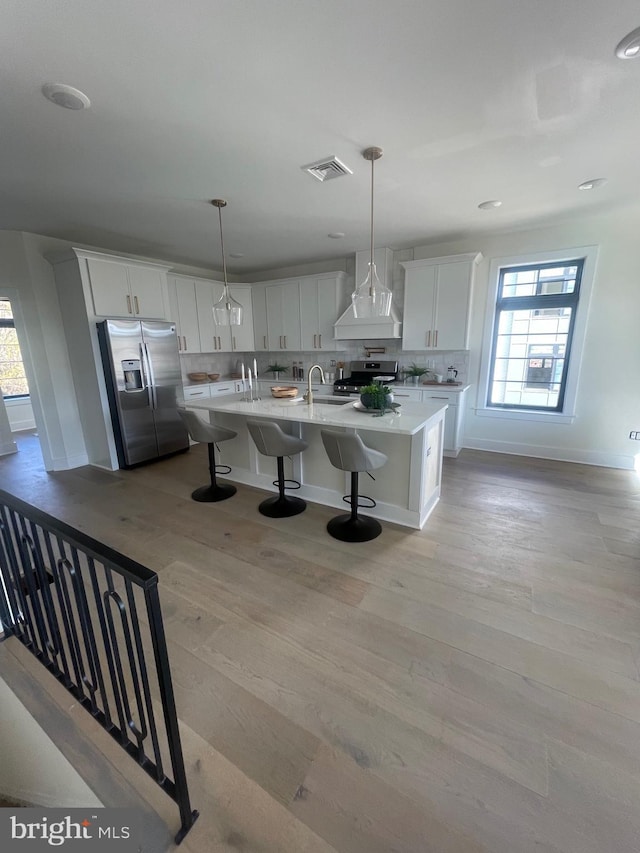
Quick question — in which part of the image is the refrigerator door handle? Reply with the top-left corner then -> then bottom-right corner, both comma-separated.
141,343 -> 157,409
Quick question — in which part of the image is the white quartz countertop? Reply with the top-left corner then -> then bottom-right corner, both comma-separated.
417,382 -> 471,393
186,394 -> 447,436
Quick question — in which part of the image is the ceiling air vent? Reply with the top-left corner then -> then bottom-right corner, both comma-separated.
301,156 -> 353,182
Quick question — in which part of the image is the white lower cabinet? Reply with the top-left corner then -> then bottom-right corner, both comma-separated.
421,387 -> 468,457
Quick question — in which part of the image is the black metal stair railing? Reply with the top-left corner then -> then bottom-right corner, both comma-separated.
0,488 -> 198,844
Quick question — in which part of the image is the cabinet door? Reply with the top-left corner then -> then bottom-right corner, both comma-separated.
196,280 -> 231,352
266,285 -> 284,350
316,279 -> 338,350
87,258 -> 132,317
127,265 -> 166,319
280,281 -> 301,351
433,261 -> 473,350
401,266 -> 437,350
228,286 -> 255,352
423,390 -> 457,452
299,279 -> 318,350
175,280 -> 201,352
252,286 -> 268,351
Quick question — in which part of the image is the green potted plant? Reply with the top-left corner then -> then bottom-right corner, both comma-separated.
404,363 -> 429,385
359,383 -> 394,410
267,362 -> 288,381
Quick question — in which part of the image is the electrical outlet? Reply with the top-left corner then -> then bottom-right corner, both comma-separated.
629,431 -> 640,440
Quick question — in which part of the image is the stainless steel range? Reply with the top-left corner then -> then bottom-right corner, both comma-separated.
333,360 -> 399,396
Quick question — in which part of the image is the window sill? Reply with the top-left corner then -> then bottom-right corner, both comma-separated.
3,396 -> 31,407
474,407 -> 576,425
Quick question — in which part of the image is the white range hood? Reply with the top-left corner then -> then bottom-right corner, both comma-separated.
334,248 -> 402,340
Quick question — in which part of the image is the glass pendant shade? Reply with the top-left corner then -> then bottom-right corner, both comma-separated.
351,146 -> 393,318
352,262 -> 392,318
210,198 -> 243,326
212,287 -> 243,326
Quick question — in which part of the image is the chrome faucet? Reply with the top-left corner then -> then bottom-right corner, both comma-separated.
304,364 -> 325,404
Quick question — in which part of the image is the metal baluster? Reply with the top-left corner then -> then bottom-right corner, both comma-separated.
103,573 -> 146,756
0,509 -> 28,642
125,579 -> 165,781
25,520 -> 62,662
86,559 -> 124,733
145,582 -> 199,842
11,512 -> 51,659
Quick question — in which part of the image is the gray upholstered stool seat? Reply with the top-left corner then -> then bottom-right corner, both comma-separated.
320,429 -> 388,541
247,419 -> 308,517
178,408 -> 237,502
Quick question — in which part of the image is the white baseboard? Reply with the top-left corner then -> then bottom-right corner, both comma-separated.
50,452 -> 89,471
463,438 -> 635,470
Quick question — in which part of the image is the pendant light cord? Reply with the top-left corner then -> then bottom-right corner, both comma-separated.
217,204 -> 230,300
369,155 -> 375,296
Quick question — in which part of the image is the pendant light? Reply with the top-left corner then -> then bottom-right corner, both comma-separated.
351,147 -> 393,318
211,199 -> 243,326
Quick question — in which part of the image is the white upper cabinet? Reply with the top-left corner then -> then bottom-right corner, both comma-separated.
265,280 -> 301,351
228,286 -> 255,352
400,253 -> 482,351
252,285 -> 268,351
86,255 -> 167,319
192,279 -> 255,353
167,275 -> 201,353
299,272 -> 348,351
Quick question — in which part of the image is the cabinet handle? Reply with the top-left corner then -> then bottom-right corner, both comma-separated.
232,335 -> 236,350
434,329 -> 438,347
394,393 -> 412,398
213,337 -> 218,350
283,335 -> 287,348
279,335 -> 282,348
134,295 -> 140,314
191,391 -> 204,396
427,329 -> 431,347
318,333 -> 322,348
126,294 -> 132,314
263,335 -> 267,349
177,335 -> 182,351
313,334 -> 317,348
430,396 -> 449,400
183,335 -> 187,350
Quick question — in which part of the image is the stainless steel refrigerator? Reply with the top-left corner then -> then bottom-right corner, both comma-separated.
97,319 -> 189,468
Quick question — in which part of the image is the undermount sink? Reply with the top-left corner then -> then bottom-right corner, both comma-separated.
288,396 -> 352,406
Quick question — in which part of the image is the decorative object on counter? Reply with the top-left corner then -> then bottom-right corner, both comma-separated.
364,346 -> 386,357
433,373 -> 444,383
187,372 -> 208,382
359,383 -> 394,411
210,199 -> 244,326
447,366 -> 459,382
351,147 -> 393,319
267,362 -> 288,381
404,363 -> 429,385
207,373 -> 220,381
271,386 -> 299,398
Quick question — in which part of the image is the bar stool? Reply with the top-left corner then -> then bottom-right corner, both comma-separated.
246,419 -> 308,517
177,408 -> 237,502
320,429 -> 388,542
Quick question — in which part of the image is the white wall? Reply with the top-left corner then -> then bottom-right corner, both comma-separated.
4,397 -> 36,432
0,395 -> 17,456
412,204 -> 640,468
0,675 -> 102,807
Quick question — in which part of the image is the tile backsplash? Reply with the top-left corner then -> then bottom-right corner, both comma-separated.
180,342 -> 469,385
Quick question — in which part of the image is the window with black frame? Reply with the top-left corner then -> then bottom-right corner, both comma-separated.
0,298 -> 30,399
487,260 -> 583,411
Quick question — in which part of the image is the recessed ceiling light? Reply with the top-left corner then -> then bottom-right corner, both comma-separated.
229,252 -> 244,258
41,83 -> 91,110
328,232 -> 345,239
478,200 -> 502,210
578,178 -> 607,190
615,26 -> 640,58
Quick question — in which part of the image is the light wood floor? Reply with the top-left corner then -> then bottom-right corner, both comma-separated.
1,432 -> 640,853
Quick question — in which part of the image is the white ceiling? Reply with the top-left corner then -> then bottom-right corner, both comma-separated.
1,0 -> 639,274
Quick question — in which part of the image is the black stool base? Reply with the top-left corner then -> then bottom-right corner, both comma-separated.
327,513 -> 382,542
191,483 -> 237,503
259,494 -> 306,518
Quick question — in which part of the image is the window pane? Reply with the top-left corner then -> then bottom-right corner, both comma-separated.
489,306 -> 573,409
0,300 -> 13,320
0,326 -> 30,397
538,265 -> 578,294
501,269 -> 537,298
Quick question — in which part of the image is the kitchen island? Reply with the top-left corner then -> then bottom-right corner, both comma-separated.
185,394 -> 447,529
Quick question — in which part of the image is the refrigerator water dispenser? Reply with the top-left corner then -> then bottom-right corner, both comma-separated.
122,359 -> 143,391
